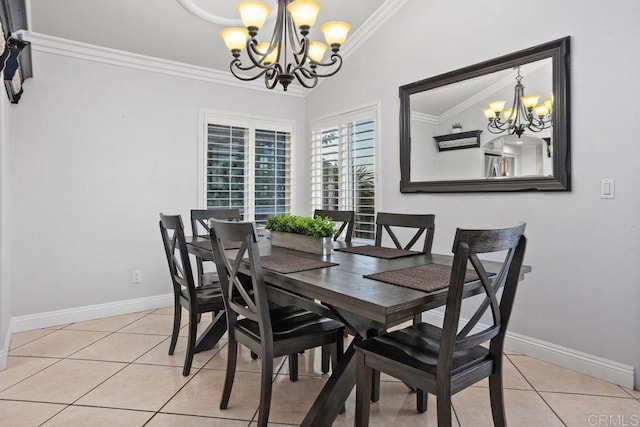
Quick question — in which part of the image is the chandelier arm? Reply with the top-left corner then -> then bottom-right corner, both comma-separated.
292,69 -> 319,89
230,60 -> 272,81
309,54 -> 343,77
264,68 -> 279,90
245,40 -> 272,70
287,17 -> 308,68
488,117 -> 513,132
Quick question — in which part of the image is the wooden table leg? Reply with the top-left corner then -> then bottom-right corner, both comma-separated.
194,311 -> 227,353
300,338 -> 360,427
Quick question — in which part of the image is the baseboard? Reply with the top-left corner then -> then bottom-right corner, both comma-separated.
421,311 -> 635,389
10,293 -> 173,333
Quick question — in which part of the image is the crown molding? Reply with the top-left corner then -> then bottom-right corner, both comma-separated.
341,0 -> 409,61
411,111 -> 438,125
22,31 -> 307,97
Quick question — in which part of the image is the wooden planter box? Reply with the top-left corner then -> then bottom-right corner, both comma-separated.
269,231 -> 333,256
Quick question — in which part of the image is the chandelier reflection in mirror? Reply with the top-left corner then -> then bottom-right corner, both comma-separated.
220,0 -> 350,91
482,67 -> 553,138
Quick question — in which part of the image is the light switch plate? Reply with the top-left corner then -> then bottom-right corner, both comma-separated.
600,179 -> 615,199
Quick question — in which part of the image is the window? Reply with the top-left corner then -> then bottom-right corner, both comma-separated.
311,105 -> 378,240
201,112 -> 293,224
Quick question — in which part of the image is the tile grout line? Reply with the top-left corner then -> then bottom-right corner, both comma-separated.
505,353 -> 568,427
7,329 -> 59,352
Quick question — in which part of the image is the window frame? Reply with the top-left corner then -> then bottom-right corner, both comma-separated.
199,109 -> 296,221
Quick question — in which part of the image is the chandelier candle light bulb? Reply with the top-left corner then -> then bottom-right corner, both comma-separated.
220,0 -> 351,91
237,0 -> 271,34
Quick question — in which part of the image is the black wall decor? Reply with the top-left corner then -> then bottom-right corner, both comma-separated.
0,0 -> 32,104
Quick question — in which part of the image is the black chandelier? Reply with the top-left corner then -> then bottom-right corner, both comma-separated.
220,0 -> 350,91
482,67 -> 553,138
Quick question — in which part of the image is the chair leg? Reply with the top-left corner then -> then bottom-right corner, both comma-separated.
416,389 -> 428,413
257,351 -> 274,427
220,338 -> 238,409
321,345 -> 330,373
355,351 -> 372,426
168,301 -> 181,355
182,310 -> 198,376
331,331 -> 346,414
489,371 -> 507,427
436,390 -> 453,427
288,353 -> 298,382
367,329 -> 381,402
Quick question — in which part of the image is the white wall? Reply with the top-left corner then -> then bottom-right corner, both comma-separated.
0,77 -> 12,368
306,0 -> 640,388
7,49 -> 305,318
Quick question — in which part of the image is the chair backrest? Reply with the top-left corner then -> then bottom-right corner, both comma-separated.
190,208 -> 242,236
374,212 -> 436,253
159,214 -> 198,303
208,219 -> 273,342
314,209 -> 355,242
438,223 -> 527,368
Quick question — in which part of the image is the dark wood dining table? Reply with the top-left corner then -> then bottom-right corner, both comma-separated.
186,235 -> 531,426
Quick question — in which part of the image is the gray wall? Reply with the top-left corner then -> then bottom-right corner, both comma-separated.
7,50 -> 305,317
306,0 -> 640,387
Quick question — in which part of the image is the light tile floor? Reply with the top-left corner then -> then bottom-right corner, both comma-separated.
1,308 -> 639,426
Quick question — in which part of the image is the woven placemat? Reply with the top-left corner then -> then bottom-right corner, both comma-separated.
335,245 -> 421,259
259,254 -> 338,274
365,263 -> 481,293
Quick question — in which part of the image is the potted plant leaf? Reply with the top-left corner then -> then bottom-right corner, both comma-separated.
265,214 -> 337,255
451,122 -> 463,133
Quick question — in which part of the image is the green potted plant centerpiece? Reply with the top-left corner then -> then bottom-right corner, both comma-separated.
265,214 -> 336,255
451,122 -> 463,133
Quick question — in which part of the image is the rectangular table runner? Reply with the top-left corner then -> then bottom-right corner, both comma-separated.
258,254 -> 338,274
335,245 -> 422,259
364,263 -> 482,293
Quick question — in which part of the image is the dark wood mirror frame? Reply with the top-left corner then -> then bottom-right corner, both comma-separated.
399,37 -> 571,193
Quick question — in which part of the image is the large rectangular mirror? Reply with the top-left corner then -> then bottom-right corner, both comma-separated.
400,37 -> 570,192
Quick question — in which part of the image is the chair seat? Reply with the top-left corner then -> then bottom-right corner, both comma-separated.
180,283 -> 224,305
356,322 -> 490,376
237,306 -> 343,342
202,271 -> 219,285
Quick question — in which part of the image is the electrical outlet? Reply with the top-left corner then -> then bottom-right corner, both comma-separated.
132,270 -> 142,284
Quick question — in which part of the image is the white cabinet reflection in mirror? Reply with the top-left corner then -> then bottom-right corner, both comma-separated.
484,135 -> 553,178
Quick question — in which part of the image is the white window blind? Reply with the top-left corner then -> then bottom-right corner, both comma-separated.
203,113 -> 292,224
311,106 -> 377,240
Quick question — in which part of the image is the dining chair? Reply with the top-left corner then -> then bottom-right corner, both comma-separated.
365,212 -> 438,400
314,209 -> 355,242
208,219 -> 345,427
355,224 -> 527,426
190,208 -> 242,287
159,213 -> 227,376
374,212 -> 436,253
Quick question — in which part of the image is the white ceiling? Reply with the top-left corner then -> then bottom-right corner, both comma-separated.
28,0 -> 386,72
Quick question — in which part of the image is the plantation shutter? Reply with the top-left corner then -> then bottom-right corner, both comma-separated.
206,124 -> 248,215
311,106 -> 377,240
204,115 -> 292,223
